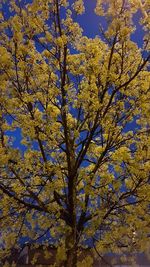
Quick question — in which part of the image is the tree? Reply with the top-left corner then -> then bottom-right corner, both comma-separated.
0,0 -> 150,266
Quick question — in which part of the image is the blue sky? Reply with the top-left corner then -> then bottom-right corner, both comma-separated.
3,0 -> 144,150
1,0 -> 147,248
76,1 -> 144,47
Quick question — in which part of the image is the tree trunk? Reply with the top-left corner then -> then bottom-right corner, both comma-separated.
65,172 -> 77,267
65,245 -> 77,267
65,232 -> 77,267
64,140 -> 77,267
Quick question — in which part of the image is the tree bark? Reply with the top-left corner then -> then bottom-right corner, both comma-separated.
65,169 -> 78,267
65,231 -> 77,267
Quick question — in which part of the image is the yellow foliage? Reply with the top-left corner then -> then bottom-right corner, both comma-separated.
0,0 -> 149,265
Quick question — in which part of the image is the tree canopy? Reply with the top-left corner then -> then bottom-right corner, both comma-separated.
0,0 -> 150,266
